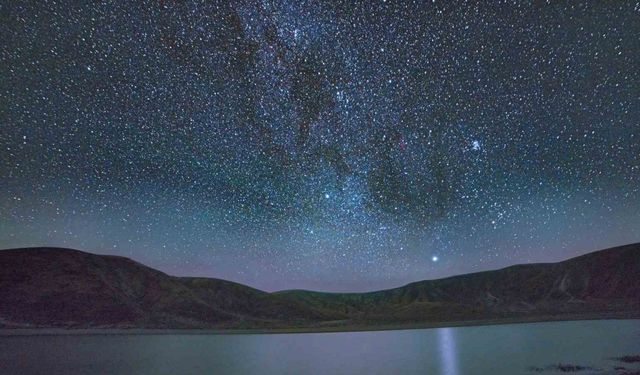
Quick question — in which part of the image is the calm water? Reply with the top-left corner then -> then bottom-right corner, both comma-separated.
1,320 -> 639,375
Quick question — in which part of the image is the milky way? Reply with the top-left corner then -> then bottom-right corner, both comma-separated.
1,1 -> 639,291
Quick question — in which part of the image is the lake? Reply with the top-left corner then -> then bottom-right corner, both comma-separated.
1,320 -> 639,375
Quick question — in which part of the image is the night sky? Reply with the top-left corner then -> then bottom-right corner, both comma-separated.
1,1 -> 639,292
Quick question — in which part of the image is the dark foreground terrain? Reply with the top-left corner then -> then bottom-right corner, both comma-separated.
1,243 -> 639,330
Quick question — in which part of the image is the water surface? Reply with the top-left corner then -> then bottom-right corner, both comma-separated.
1,320 -> 639,375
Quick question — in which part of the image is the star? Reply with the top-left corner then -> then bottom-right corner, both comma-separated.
1,0 -> 637,292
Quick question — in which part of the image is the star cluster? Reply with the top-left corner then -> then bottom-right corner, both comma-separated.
1,1 -> 639,291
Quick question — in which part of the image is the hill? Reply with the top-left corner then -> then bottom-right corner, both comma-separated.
0,248 -> 324,328
276,243 -> 640,324
0,244 -> 638,329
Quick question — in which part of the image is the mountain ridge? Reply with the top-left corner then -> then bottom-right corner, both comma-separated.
1,243 -> 639,329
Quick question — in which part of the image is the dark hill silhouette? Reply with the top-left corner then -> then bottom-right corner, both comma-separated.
0,244 -> 639,329
0,248 -> 325,328
276,243 -> 640,323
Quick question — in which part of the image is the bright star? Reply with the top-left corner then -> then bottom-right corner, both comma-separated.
432,255 -> 439,262
471,140 -> 481,151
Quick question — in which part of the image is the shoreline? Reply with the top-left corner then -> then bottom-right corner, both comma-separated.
2,312 -> 639,336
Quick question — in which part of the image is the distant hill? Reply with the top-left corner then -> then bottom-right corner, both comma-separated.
1,244 -> 639,329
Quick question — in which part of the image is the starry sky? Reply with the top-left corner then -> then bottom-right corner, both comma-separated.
1,1 -> 639,292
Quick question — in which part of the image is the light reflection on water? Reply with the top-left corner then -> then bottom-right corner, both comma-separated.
438,327 -> 459,375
